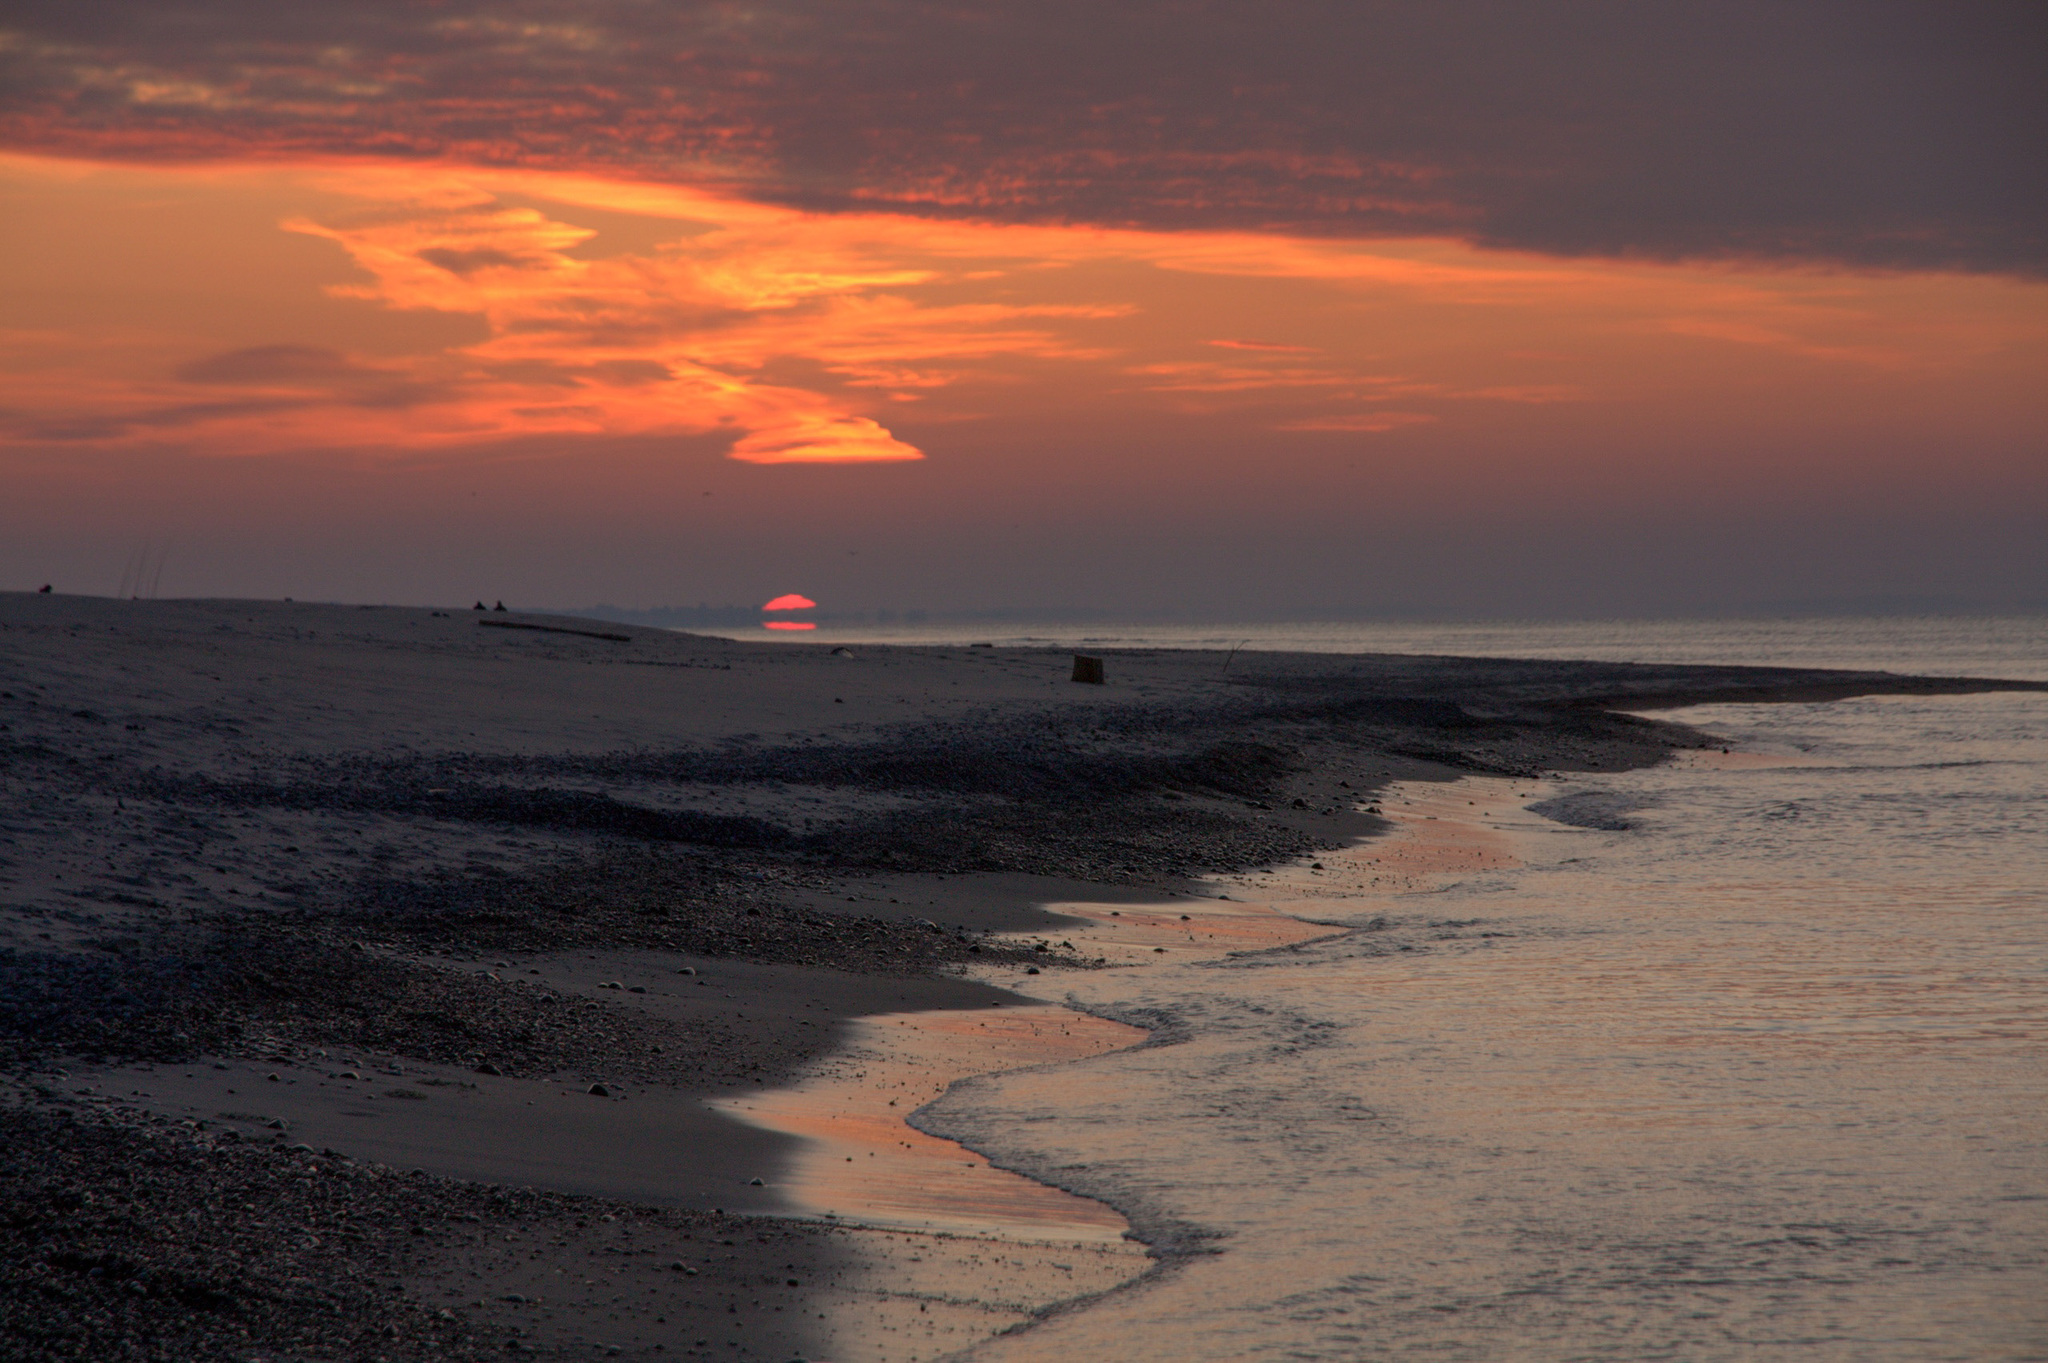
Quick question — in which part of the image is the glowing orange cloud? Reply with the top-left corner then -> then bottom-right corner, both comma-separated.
1,152 -> 2043,491
730,415 -> 919,465
762,594 -> 816,610
1209,339 -> 1316,353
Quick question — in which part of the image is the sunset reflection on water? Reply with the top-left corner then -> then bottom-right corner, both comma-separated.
933,684 -> 2048,1360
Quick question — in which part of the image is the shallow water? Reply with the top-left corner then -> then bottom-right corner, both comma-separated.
962,708 -> 2044,1357
742,618 -> 2048,1358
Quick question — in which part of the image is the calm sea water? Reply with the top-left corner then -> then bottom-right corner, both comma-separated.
751,614 -> 2048,683
910,617 -> 2046,1359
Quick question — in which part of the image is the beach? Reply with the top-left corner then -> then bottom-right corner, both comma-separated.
2,593 -> 2040,1361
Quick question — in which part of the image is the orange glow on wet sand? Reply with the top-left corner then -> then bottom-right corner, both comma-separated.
710,1005 -> 1144,1240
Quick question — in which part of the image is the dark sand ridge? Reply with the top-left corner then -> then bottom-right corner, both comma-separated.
3,591 -> 2041,1360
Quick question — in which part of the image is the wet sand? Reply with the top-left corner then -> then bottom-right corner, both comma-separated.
713,1006 -> 1144,1240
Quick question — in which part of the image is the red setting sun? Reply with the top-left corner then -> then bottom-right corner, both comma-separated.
763,592 -> 817,630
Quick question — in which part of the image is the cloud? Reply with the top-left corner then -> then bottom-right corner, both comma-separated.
0,394 -> 310,441
0,2 -> 2040,275
173,343 -> 446,409
5,154 -> 2039,479
727,412 -> 922,464
417,246 -> 545,276
1127,361 -> 1355,393
1276,412 -> 1437,433
4,163 -> 1116,462
1460,385 -> 1583,405
1209,339 -> 1317,354
174,343 -> 361,384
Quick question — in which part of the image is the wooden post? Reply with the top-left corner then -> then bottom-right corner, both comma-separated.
1071,654 -> 1105,684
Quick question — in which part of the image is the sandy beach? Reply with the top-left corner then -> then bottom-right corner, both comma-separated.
2,592 -> 2038,1361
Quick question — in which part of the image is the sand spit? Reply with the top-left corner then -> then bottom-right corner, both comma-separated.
2,591 -> 2039,1360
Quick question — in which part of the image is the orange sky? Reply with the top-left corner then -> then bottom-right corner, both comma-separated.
2,5 -> 2044,619
7,153 -> 2042,477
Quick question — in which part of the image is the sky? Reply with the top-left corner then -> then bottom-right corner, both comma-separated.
2,2 -> 2044,620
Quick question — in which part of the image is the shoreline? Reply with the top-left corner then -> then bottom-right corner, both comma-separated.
938,703 -> 2046,1358
4,592 -> 2041,1360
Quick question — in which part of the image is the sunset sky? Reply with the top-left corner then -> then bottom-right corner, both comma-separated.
3,2 -> 2043,619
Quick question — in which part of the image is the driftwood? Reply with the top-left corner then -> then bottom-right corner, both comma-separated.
479,619 -> 632,643
1071,654 -> 1105,684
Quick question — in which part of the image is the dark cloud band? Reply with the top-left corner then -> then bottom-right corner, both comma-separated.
2,0 -> 2042,274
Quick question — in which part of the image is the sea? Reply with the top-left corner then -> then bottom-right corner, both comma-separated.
753,617 -> 2048,1360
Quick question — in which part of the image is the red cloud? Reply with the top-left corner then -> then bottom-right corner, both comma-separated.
1208,339 -> 1315,353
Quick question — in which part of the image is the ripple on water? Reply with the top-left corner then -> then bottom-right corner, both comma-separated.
941,690 -> 2047,1360
717,673 -> 2046,1361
